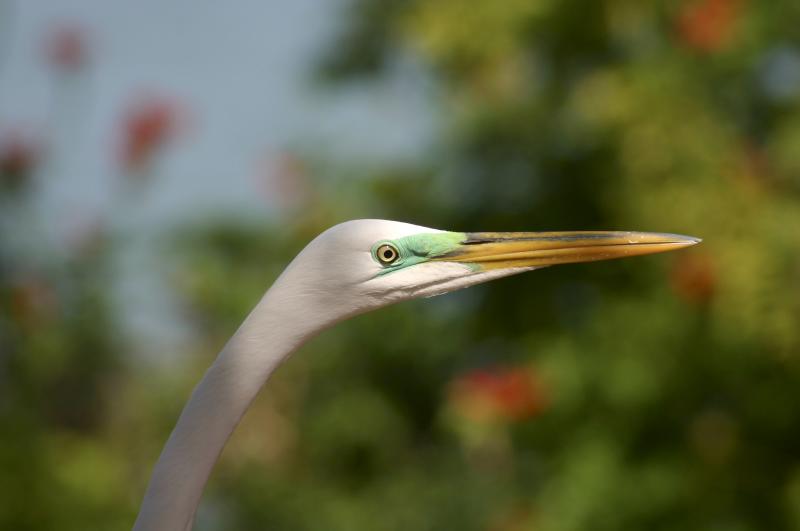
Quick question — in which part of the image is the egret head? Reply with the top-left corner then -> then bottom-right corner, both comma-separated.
134,218 -> 701,530
275,219 -> 700,323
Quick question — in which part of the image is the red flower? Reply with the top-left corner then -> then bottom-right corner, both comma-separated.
670,252 -> 717,305
676,0 -> 744,53
257,151 -> 313,210
0,132 -> 39,193
119,97 -> 181,174
449,366 -> 548,423
66,217 -> 109,260
45,24 -> 88,71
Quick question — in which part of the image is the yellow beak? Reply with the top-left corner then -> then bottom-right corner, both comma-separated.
441,231 -> 701,270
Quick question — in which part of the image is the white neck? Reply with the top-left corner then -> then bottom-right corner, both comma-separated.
133,271 -> 337,531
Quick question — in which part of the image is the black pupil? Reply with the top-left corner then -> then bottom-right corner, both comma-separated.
383,249 -> 394,260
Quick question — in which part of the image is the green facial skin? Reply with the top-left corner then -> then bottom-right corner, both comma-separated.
371,232 -> 468,275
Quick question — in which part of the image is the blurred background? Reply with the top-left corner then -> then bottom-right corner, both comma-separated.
2,0 -> 800,529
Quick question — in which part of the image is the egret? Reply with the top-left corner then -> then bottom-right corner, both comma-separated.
133,219 -> 699,531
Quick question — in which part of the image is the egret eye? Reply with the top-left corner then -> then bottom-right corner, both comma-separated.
376,244 -> 400,265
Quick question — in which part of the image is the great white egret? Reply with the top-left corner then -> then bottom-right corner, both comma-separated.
133,219 -> 700,531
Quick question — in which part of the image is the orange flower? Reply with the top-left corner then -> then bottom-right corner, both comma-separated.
676,0 -> 744,53
119,97 -> 181,174
9,276 -> 59,328
670,252 -> 717,305
449,366 -> 548,423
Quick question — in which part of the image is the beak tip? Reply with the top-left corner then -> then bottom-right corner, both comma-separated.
663,233 -> 701,247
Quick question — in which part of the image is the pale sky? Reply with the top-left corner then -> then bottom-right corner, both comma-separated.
0,0 -> 438,230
